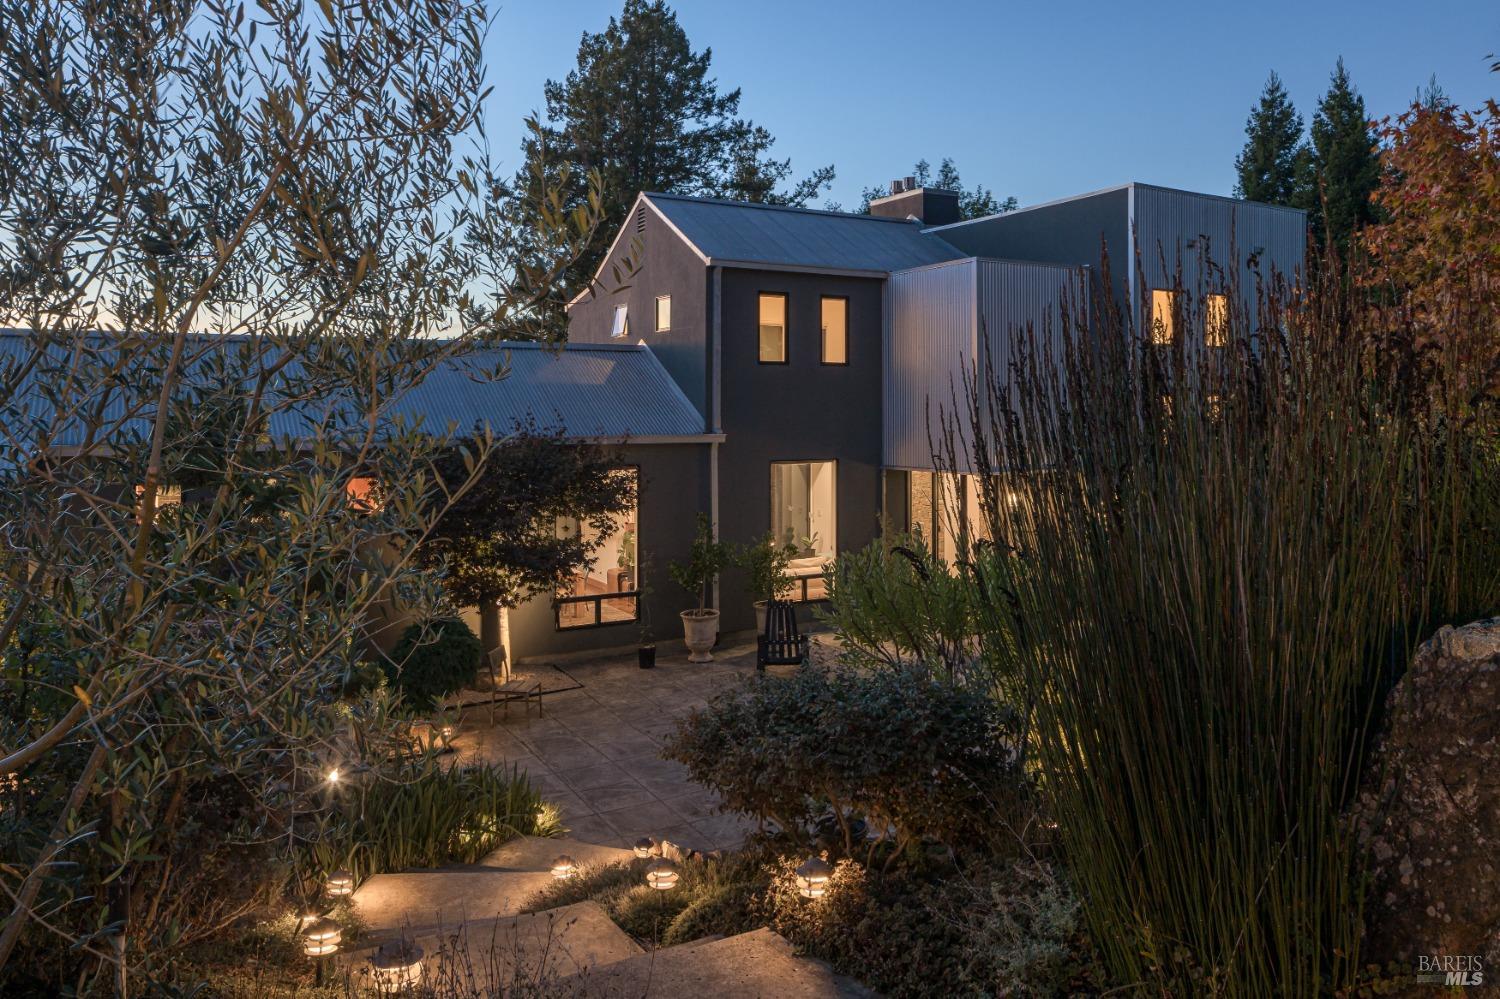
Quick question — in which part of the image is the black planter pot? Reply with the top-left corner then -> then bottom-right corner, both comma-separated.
638,644 -> 657,669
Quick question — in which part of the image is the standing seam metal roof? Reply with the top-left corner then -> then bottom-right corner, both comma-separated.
0,332 -> 710,453
644,192 -> 967,273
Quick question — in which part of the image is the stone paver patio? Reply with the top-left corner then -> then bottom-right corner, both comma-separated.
447,632 -> 837,853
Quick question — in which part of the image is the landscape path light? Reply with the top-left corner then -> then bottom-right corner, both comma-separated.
325,766 -> 341,785
644,857 -> 679,891
550,854 -> 578,879
796,856 -> 833,899
326,868 -> 355,897
370,939 -> 424,990
302,915 -> 342,956
633,836 -> 656,858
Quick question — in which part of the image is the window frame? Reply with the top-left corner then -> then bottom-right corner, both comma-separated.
610,303 -> 629,339
553,465 -> 642,631
768,458 -> 838,603
819,295 -> 849,366
655,294 -> 671,333
757,291 -> 789,365
1204,292 -> 1230,348
1149,288 -> 1177,346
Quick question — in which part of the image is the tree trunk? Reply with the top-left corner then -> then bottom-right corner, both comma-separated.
478,600 -> 511,680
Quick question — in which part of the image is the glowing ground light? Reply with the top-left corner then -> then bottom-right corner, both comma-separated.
370,939 -> 424,990
326,869 -> 355,897
633,837 -> 655,858
550,855 -> 578,879
326,767 -> 341,785
795,857 -> 833,899
644,857 -> 679,891
302,916 -> 342,957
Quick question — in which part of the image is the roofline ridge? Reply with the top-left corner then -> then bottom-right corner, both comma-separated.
643,191 -> 922,225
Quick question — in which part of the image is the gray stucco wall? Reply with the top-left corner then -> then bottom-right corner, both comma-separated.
568,201 -> 712,424
713,266 -> 887,633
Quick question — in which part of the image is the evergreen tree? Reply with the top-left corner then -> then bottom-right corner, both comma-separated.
856,157 -> 1017,218
1306,58 -> 1380,252
1234,71 -> 1310,206
508,0 -> 833,335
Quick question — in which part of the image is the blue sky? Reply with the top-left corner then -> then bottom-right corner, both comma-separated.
484,0 -> 1499,210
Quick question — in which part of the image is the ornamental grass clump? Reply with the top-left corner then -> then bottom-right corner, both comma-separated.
944,239 -> 1499,994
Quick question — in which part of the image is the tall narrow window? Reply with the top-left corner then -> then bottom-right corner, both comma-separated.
1204,293 -> 1229,347
758,293 -> 787,363
555,469 -> 640,629
1150,289 -> 1177,345
610,304 -> 629,338
655,295 -> 671,332
771,461 -> 836,601
820,296 -> 848,364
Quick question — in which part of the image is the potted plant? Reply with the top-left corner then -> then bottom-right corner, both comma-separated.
668,514 -> 732,663
636,556 -> 656,669
738,532 -> 799,633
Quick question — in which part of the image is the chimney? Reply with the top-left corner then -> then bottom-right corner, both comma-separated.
868,183 -> 960,226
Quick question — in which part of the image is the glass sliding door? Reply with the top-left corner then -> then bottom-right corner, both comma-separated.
770,460 -> 836,600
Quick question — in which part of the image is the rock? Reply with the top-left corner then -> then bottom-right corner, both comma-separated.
1353,618 -> 1500,973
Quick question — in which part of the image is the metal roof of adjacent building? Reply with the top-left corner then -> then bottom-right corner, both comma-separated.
643,192 -> 967,274
0,331 -> 711,458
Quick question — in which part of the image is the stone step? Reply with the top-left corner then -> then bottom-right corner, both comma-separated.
562,927 -> 877,998
342,901 -> 642,990
352,868 -> 551,931
482,834 -> 635,873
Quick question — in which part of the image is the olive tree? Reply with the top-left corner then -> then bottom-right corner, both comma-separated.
0,0 -> 601,990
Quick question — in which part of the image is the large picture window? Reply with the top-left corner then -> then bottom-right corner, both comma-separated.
770,461 -> 836,601
555,468 -> 639,629
758,293 -> 787,363
1204,292 -> 1229,347
821,296 -> 848,364
1150,289 -> 1177,345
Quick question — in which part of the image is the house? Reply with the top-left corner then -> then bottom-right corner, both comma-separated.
0,181 -> 1305,666
561,181 -> 1306,647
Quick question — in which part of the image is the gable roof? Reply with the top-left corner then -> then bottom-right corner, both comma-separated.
0,331 -> 713,460
643,192 -> 967,275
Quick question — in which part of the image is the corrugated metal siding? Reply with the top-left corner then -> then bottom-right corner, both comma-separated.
648,193 -> 966,273
1132,184 -> 1306,318
884,260 -> 976,471
0,333 -> 708,458
977,260 -> 1089,460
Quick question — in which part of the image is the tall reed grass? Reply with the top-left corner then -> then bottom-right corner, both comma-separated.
944,249 -> 1499,994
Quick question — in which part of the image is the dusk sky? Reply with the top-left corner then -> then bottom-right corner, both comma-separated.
485,0 -> 1498,210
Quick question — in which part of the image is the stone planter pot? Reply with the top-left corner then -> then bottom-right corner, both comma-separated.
754,600 -> 768,635
680,609 -> 720,663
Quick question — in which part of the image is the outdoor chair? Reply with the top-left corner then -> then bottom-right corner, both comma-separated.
756,598 -> 809,670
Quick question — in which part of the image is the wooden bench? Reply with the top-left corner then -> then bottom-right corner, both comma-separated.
756,599 -> 809,670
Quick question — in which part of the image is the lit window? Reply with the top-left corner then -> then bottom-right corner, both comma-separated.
610,304 -> 629,338
758,293 -> 787,363
1150,289 -> 1177,345
655,295 -> 671,332
1205,293 -> 1229,347
771,461 -> 836,601
820,297 -> 847,364
556,469 -> 639,629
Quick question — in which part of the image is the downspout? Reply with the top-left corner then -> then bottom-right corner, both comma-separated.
709,265 -> 723,613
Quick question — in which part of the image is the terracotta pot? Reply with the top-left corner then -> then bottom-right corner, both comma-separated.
680,609 -> 720,663
753,600 -> 768,635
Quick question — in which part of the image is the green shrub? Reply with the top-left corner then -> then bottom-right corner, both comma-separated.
662,666 -> 1028,859
384,617 -> 482,709
306,757 -> 553,884
736,532 -> 799,603
661,879 -> 763,946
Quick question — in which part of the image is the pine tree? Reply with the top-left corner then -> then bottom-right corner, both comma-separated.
857,157 -> 1017,218
1306,58 -> 1380,252
507,0 -> 833,334
1234,71 -> 1309,206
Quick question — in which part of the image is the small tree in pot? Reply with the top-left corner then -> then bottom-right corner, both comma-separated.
738,532 -> 799,633
669,514 -> 732,662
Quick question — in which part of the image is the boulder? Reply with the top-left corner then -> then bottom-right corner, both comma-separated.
1354,618 -> 1500,974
